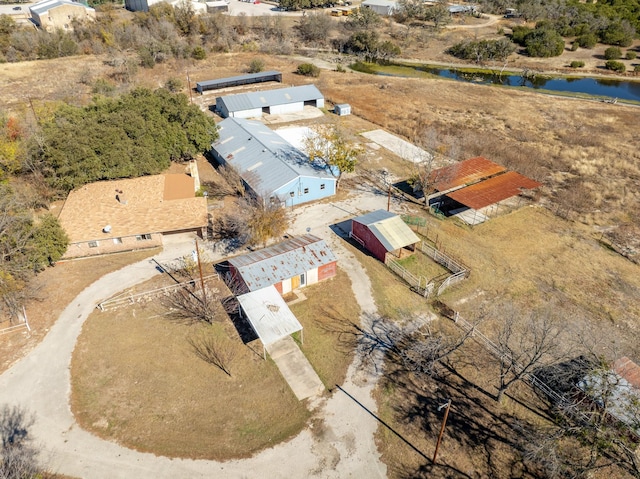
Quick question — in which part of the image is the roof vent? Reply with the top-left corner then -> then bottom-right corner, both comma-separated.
103,225 -> 112,233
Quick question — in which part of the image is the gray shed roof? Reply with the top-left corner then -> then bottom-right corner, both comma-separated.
196,71 -> 281,91
353,210 -> 420,252
362,0 -> 397,8
229,234 -> 337,292
212,117 -> 334,197
30,0 -> 94,15
217,84 -> 323,114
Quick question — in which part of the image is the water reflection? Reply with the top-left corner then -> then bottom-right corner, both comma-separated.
385,64 -> 640,101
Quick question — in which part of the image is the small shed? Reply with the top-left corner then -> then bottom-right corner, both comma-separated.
351,210 -> 420,263
227,234 -> 337,295
29,0 -> 95,31
334,104 -> 351,116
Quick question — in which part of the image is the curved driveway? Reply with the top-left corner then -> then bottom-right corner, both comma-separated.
0,192 -> 391,478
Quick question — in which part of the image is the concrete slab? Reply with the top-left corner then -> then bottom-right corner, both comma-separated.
454,208 -> 488,225
266,336 -> 324,400
361,129 -> 432,164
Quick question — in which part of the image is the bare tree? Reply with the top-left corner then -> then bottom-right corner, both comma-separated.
187,329 -> 238,377
493,305 -> 564,402
355,314 -> 475,377
0,404 -> 41,479
523,354 -> 640,478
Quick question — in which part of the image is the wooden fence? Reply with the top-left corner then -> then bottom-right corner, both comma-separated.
451,312 -> 640,442
97,274 -> 219,311
385,241 -> 469,298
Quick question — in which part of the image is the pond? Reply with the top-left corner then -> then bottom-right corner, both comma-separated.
352,62 -> 640,102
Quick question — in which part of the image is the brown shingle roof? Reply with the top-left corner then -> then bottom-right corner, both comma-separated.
58,175 -> 207,243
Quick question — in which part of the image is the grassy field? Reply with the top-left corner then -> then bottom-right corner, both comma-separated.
394,250 -> 450,280
290,268 -> 360,389
71,268 -> 358,459
352,203 -> 640,478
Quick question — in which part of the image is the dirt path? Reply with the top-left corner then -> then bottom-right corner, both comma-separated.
0,189 -> 397,478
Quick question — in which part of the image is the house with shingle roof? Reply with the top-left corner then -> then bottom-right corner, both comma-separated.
210,117 -> 336,207
58,174 -> 207,259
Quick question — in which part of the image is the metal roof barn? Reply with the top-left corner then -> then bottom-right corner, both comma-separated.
215,85 -> 324,118
237,285 -> 302,346
352,210 -> 420,253
361,0 -> 398,15
211,118 -> 336,205
445,171 -> 542,210
228,234 -> 337,292
429,156 -> 506,192
196,71 -> 282,93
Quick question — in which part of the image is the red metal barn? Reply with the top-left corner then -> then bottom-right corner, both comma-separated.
350,210 -> 420,263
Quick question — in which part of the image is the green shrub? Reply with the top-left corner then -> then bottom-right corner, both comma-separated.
296,63 -> 321,77
575,33 -> 597,49
625,51 -> 637,60
248,58 -> 265,73
525,29 -> 565,58
634,65 -> 640,73
570,60 -> 585,68
92,78 -> 116,96
165,77 -> 183,92
336,64 -> 346,73
191,46 -> 206,60
604,46 -> 622,60
570,42 -> 579,51
605,60 -> 625,73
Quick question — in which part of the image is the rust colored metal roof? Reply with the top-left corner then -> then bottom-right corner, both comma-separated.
228,235 -> 337,291
446,171 -> 542,210
614,357 -> 640,390
429,156 -> 506,192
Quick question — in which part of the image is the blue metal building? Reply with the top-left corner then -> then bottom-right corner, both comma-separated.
210,118 -> 336,207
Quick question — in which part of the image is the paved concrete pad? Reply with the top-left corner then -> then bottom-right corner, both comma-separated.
361,129 -> 432,164
266,336 -> 324,400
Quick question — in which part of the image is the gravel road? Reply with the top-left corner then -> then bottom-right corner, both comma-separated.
0,188 -> 403,478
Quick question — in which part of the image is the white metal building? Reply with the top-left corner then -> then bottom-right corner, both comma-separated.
361,0 -> 398,16
215,85 -> 324,119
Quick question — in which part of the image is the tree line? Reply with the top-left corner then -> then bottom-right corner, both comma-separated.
0,87 -> 217,323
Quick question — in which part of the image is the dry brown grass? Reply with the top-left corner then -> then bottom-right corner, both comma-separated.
71,291 -> 310,460
356,206 -> 640,478
71,267 -> 358,459
0,249 -> 158,374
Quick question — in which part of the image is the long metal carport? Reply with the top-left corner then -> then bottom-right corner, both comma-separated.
237,285 -> 324,400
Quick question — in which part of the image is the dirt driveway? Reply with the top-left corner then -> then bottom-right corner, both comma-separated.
0,187 -> 399,478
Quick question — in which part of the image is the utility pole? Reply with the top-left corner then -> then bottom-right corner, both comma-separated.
195,238 -> 206,304
432,399 -> 451,464
186,72 -> 193,104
